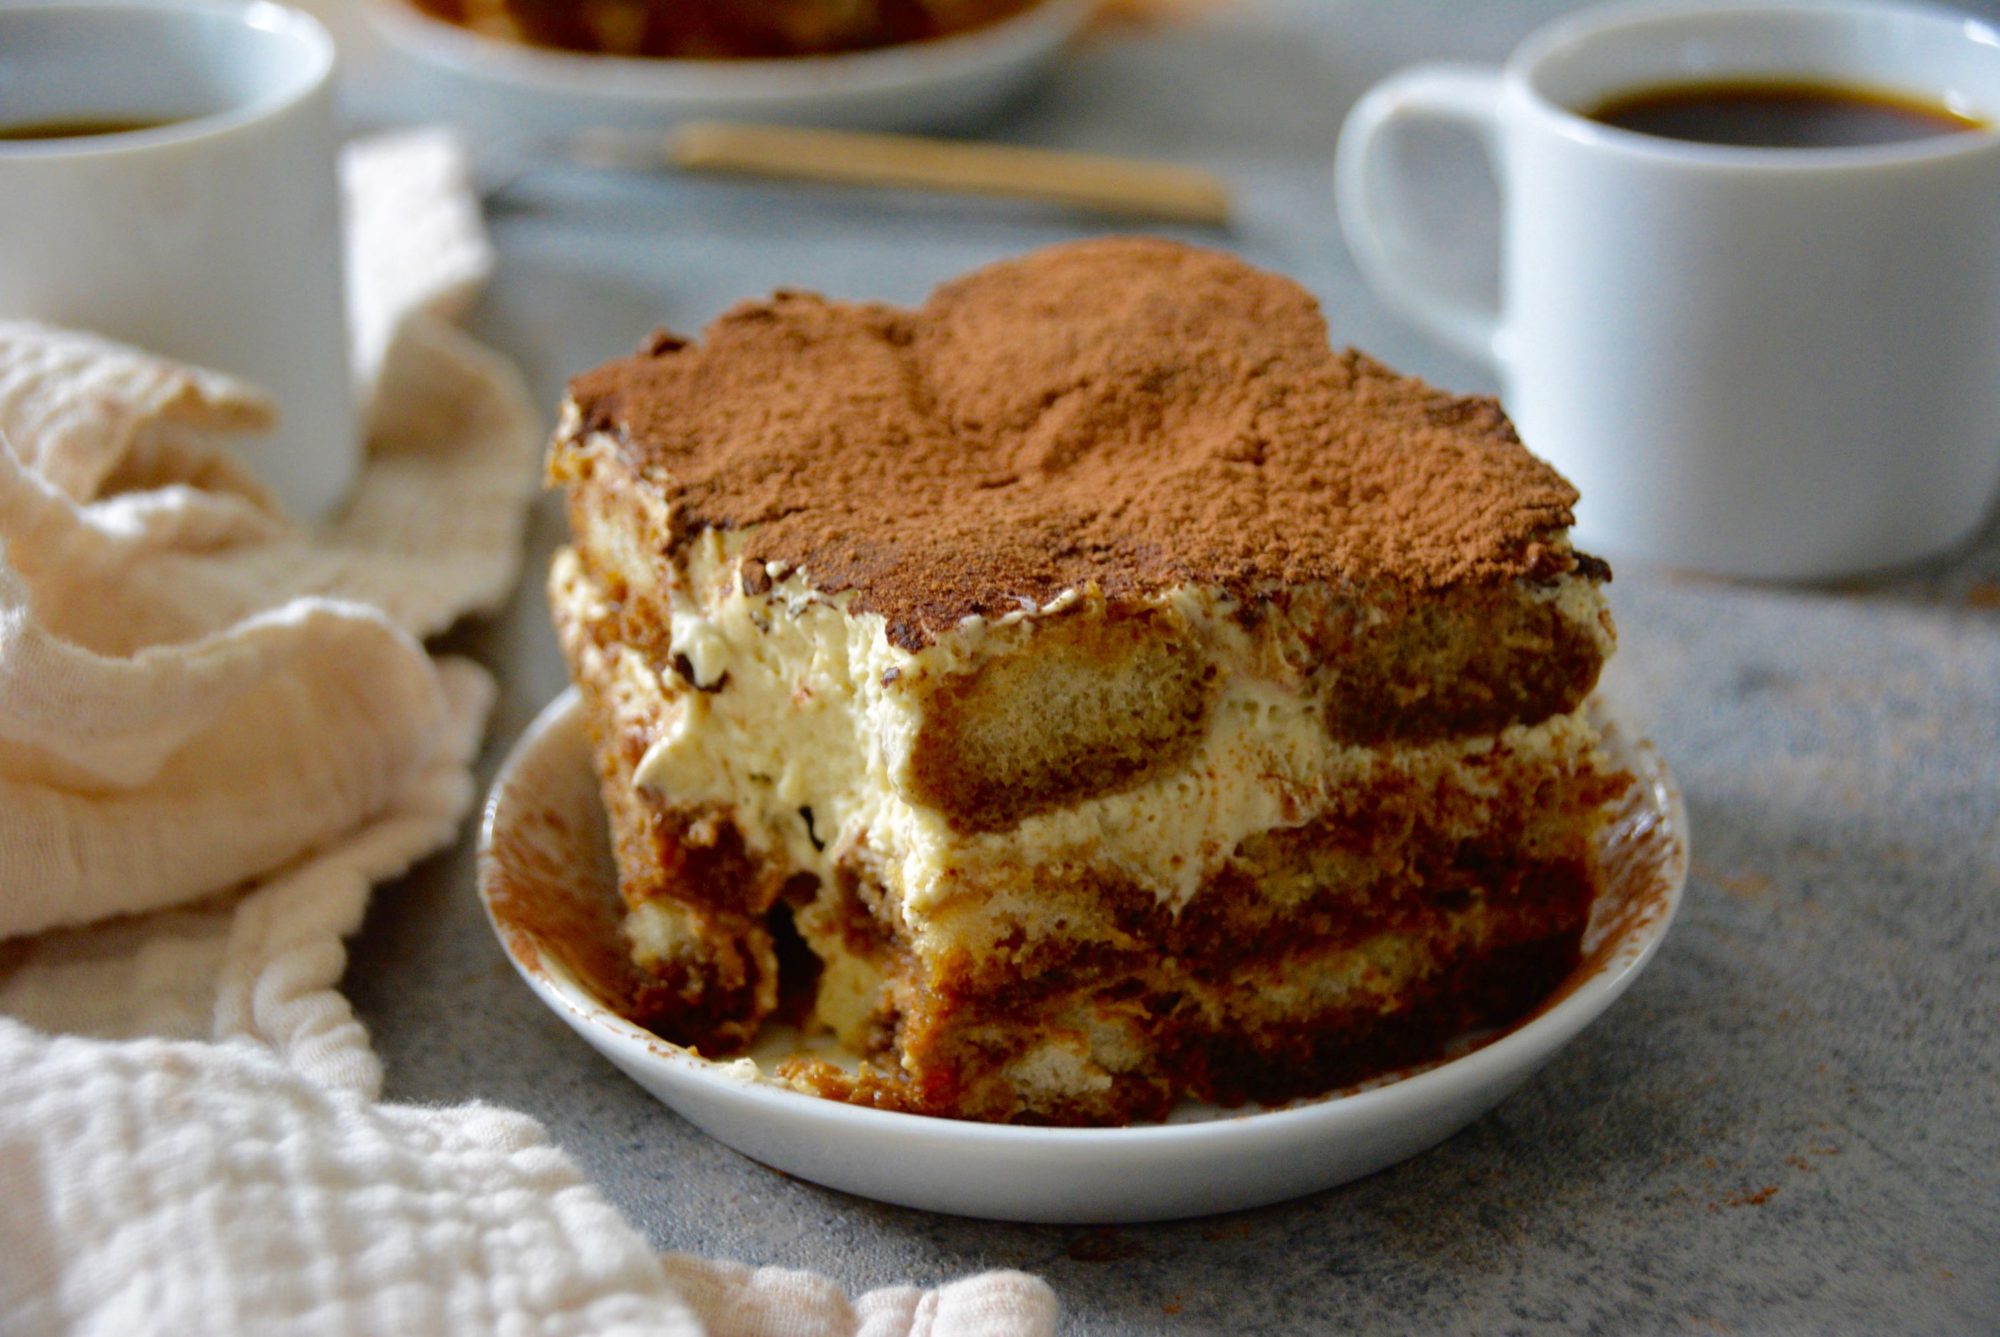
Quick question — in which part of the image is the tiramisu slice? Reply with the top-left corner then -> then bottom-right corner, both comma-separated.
548,239 -> 1626,1125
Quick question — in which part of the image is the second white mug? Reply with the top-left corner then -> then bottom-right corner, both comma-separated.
1335,0 -> 2000,580
0,0 -> 356,522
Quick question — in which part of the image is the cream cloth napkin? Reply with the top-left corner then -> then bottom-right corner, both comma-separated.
0,131 -> 1055,1337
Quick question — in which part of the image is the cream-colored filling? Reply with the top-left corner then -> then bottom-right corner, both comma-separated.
624,529 -> 922,887
562,528 -> 1608,948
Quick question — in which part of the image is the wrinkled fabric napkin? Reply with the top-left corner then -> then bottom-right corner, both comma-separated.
0,130 -> 1056,1337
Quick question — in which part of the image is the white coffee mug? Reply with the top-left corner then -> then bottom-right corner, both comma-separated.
1336,1 -> 2000,579
0,0 -> 357,522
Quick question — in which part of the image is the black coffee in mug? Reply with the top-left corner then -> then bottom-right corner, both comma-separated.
1587,79 -> 1987,147
0,118 -> 178,142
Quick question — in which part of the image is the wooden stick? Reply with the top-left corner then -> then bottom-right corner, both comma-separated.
662,121 -> 1231,226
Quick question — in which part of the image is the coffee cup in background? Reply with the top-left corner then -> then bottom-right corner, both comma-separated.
0,0 -> 357,523
1335,1 -> 2000,580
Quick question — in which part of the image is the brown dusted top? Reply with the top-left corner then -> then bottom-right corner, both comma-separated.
566,238 -> 1591,651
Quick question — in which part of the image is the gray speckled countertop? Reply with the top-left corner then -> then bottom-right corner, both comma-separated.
335,2 -> 2000,1330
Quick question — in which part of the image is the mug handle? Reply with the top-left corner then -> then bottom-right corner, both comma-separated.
1334,64 -> 1505,370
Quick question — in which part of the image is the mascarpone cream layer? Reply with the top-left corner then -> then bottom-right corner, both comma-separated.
556,524 -> 1610,934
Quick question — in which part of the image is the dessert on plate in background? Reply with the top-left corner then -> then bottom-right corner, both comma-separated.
364,0 -> 1093,130
408,0 -> 1045,57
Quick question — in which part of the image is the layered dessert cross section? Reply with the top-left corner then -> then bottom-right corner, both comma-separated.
548,239 -> 1626,1125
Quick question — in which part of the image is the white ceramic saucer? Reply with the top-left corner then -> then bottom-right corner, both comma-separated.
362,0 -> 1093,134
478,688 -> 1687,1223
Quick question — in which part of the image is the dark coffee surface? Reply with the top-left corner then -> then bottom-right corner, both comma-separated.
0,118 -> 175,141
1589,80 -> 1985,148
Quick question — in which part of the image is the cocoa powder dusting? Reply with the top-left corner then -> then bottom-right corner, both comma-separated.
568,239 -> 1587,648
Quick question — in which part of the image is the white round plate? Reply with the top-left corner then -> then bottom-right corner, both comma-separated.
361,0 -> 1093,134
478,687 -> 1688,1223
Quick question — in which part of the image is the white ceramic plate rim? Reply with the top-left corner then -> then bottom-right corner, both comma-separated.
479,687 -> 1687,1155
361,0 -> 1092,105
